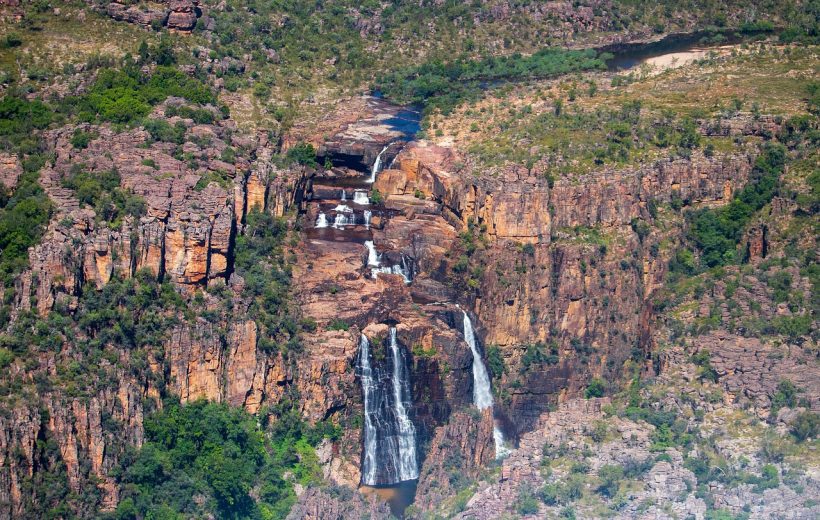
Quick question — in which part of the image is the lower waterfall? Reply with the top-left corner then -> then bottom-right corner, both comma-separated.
388,327 -> 419,481
358,334 -> 379,486
357,328 -> 418,486
463,311 -> 510,458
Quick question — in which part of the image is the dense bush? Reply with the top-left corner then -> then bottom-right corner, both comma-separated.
679,143 -> 786,270
112,400 -> 324,519
234,210 -> 300,354
0,165 -> 52,286
376,48 -> 609,116
72,66 -> 215,124
285,143 -> 319,167
61,167 -> 146,227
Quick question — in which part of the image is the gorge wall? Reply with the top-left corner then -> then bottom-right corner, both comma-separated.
0,93 -> 799,519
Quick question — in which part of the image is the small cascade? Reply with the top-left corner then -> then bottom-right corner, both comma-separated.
358,335 -> 379,486
341,189 -> 347,201
333,213 -> 352,229
364,209 -> 373,228
369,144 -> 390,183
356,330 -> 418,486
365,240 -> 381,267
371,263 -> 411,284
353,190 -> 370,205
463,311 -> 510,458
315,212 -> 328,228
331,204 -> 354,229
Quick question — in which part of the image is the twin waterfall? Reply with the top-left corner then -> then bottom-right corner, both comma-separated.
358,328 -> 419,486
463,312 -> 510,459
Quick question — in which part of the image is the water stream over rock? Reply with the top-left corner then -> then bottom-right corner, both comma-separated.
463,311 -> 510,459
357,330 -> 418,486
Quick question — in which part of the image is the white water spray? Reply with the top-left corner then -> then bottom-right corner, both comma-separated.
389,327 -> 419,481
315,212 -> 328,228
353,190 -> 370,205
365,240 -> 381,267
369,145 -> 390,183
358,335 -> 379,485
463,311 -> 510,458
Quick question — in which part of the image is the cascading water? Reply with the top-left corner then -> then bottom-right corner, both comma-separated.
333,213 -> 352,229
357,329 -> 418,486
353,190 -> 370,205
365,240 -> 381,267
463,311 -> 510,458
388,327 -> 419,481
358,335 -> 379,486
371,256 -> 412,284
369,144 -> 390,183
332,205 -> 354,229
341,189 -> 347,201
315,212 -> 328,228
364,209 -> 372,228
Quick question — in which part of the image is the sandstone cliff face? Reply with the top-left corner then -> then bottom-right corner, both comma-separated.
369,141 -> 753,434
0,113 -> 314,516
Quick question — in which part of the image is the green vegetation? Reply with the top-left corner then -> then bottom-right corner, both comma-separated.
234,209 -> 299,354
467,100 -> 704,171
585,378 -> 606,398
685,143 -> 786,269
285,143 -> 319,168
112,400 -> 325,519
520,341 -> 560,371
195,169 -> 232,191
486,345 -> 506,380
378,49 -> 609,117
0,163 -> 52,287
74,66 -> 215,124
61,167 -> 146,227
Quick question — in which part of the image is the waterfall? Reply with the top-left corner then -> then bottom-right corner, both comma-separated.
365,240 -> 381,267
358,335 -> 379,486
353,190 -> 370,205
364,209 -> 372,228
315,212 -> 328,228
388,327 -> 418,481
333,213 -> 352,229
341,189 -> 347,201
463,311 -> 510,458
371,264 -> 411,284
369,144 -> 390,183
357,330 -> 418,486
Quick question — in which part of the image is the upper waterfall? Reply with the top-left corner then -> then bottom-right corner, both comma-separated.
369,144 -> 390,183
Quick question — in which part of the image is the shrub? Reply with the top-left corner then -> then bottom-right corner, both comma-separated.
596,464 -> 624,498
0,166 -> 53,284
114,400 -> 327,519
486,345 -> 505,380
687,143 -> 786,269
790,412 -> 820,442
327,319 -> 350,331
144,118 -> 187,144
515,487 -> 540,515
585,378 -> 605,398
70,129 -> 95,149
286,143 -> 318,167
